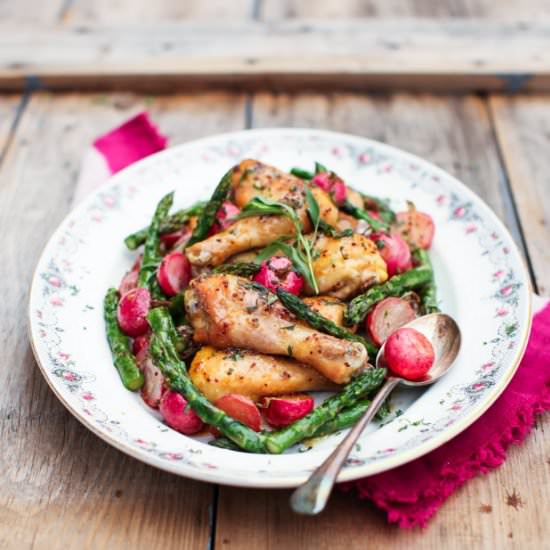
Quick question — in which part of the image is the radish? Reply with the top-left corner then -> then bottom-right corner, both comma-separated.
394,210 -> 435,250
253,255 -> 304,295
118,255 -> 142,295
137,350 -> 166,409
132,332 -> 150,356
366,297 -> 416,346
159,391 -> 204,434
208,200 -> 241,236
260,394 -> 314,428
118,270 -> 139,296
213,394 -> 262,432
384,327 -> 435,380
370,232 -> 412,277
311,172 -> 347,205
117,287 -> 151,337
160,227 -> 191,249
157,251 -> 191,296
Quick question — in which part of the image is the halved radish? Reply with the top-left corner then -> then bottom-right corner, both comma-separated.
384,327 -> 435,380
117,287 -> 151,337
393,210 -> 435,250
208,201 -> 241,236
160,227 -> 191,249
159,391 -> 204,434
138,352 -> 166,409
312,172 -> 347,205
366,297 -> 416,346
213,394 -> 261,432
118,269 -> 139,296
260,394 -> 314,428
370,232 -> 412,277
157,251 -> 191,297
132,332 -> 150,356
253,255 -> 304,295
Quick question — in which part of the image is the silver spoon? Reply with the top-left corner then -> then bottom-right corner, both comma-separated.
290,312 -> 461,515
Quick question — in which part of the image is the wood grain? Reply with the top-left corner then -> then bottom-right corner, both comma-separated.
489,95 -> 550,296
62,0 -> 254,24
0,92 -> 246,549
260,0 -> 550,19
0,20 -> 549,93
215,93 -> 550,549
0,94 -> 21,160
0,0 -> 66,24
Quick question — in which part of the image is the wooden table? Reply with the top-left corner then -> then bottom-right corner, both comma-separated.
1,2 -> 549,549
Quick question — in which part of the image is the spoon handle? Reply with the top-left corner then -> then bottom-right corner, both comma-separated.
290,376 -> 400,515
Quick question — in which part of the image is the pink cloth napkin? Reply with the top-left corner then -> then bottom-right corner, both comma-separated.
78,113 -> 550,528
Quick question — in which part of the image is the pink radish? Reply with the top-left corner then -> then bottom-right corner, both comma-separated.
157,251 -> 191,296
208,201 -> 241,236
366,297 -> 416,346
117,287 -> 151,337
393,210 -> 435,250
213,394 -> 261,432
370,232 -> 412,277
384,327 -> 435,380
159,391 -> 204,434
118,255 -> 142,295
312,173 -> 347,205
160,227 -> 191,249
118,270 -> 139,296
260,394 -> 314,428
136,349 -> 166,409
253,255 -> 304,295
132,332 -> 150,356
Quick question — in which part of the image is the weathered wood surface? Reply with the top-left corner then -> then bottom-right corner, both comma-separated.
0,20 -> 549,92
489,95 -> 550,296
62,0 -> 255,24
261,0 -> 550,19
0,90 -> 548,549
213,92 -> 550,549
0,92 -> 246,550
0,94 -> 20,157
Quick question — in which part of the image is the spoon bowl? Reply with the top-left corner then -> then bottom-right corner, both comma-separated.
290,312 -> 462,515
375,313 -> 461,387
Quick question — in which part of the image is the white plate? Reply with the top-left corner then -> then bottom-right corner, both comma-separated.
29,129 -> 532,488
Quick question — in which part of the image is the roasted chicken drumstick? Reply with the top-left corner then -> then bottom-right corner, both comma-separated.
184,273 -> 368,384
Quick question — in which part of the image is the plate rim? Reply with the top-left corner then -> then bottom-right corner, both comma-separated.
28,127 -> 533,488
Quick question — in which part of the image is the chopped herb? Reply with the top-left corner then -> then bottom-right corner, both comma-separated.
282,324 -> 296,331
287,345 -> 293,357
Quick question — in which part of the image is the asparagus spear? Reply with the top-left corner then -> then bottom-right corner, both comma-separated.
186,168 -> 234,247
276,288 -> 379,358
208,437 -> 243,451
414,249 -> 439,314
341,200 -> 389,232
345,265 -> 433,326
290,167 -> 314,180
264,368 -> 386,454
138,192 -> 174,293
147,308 -> 267,453
213,262 -> 261,277
124,202 -> 205,250
104,288 -> 144,391
311,397 -> 391,437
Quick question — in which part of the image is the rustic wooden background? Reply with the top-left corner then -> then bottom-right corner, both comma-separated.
0,1 -> 549,549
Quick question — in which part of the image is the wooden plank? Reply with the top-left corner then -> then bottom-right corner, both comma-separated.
0,0 -> 65,24
1,20 -> 550,93
489,95 -> 550,296
215,93 -> 550,549
0,91 -> 246,549
62,0 -> 254,24
260,0 -> 550,19
0,94 -> 21,159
